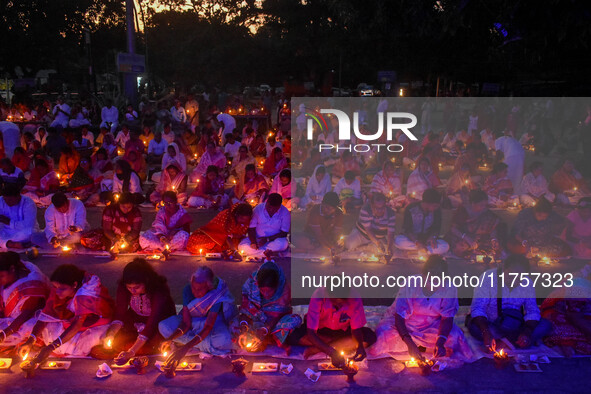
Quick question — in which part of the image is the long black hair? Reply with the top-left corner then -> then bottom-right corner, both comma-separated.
50,264 -> 85,288
0,251 -> 28,277
120,258 -> 169,295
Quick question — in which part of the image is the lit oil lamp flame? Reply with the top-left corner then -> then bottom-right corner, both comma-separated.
165,244 -> 170,251
114,193 -> 120,202
163,351 -> 168,357
172,185 -> 176,191
233,179 -> 236,184
62,245 -> 71,252
181,361 -> 188,368
199,248 -> 203,255
260,160 -> 264,165
22,353 -> 28,361
464,180 -> 469,185
574,187 -> 578,192
246,342 -> 252,348
106,339 -> 112,349
240,250 -> 244,255
120,242 -> 127,249
49,362 -> 56,367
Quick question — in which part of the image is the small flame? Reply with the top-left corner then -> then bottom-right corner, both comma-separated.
106,339 -> 112,349
233,179 -> 236,184
464,180 -> 469,185
114,193 -> 120,202
23,353 -> 28,361
574,187 -> 578,192
62,246 -> 71,252
172,186 -> 176,190
163,351 -> 168,357
199,248 -> 203,255
260,160 -> 264,165
120,242 -> 127,249
165,244 -> 170,251
340,351 -> 345,356
151,254 -> 161,259
499,349 -> 504,356
246,342 -> 252,348
240,250 -> 244,254
181,361 -> 188,367
410,357 -> 415,362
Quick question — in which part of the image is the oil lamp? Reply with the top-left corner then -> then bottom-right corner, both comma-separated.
493,348 -> 510,369
231,358 -> 248,377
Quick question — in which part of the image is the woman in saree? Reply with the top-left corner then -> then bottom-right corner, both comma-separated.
101,159 -> 144,205
81,193 -> 143,252
95,259 -> 176,362
90,148 -> 114,178
11,147 -> 31,172
446,165 -> 473,208
233,164 -> 269,205
191,141 -> 226,182
152,142 -> 187,183
229,144 -> 255,184
508,197 -> 571,257
125,150 -> 147,182
22,158 -> 59,207
269,169 -> 294,210
57,146 -> 80,182
66,157 -> 100,205
331,151 -> 361,182
19,265 -> 114,363
150,161 -> 188,206
406,157 -> 441,201
188,165 -> 229,209
446,189 -> 506,259
372,255 -> 474,361
566,198 -> 591,258
140,191 -> 192,252
249,133 -> 266,158
262,147 -> 288,178
300,165 -> 331,209
550,159 -> 590,205
186,203 -> 253,255
233,262 -> 301,354
0,252 -> 50,348
483,162 -> 518,208
541,265 -> 591,356
159,266 -> 236,370
371,160 -> 405,209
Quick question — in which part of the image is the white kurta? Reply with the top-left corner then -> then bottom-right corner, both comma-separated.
44,198 -> 89,242
495,136 -> 525,194
0,196 -> 38,248
373,285 -> 474,361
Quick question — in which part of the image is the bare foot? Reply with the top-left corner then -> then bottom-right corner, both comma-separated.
303,346 -> 320,359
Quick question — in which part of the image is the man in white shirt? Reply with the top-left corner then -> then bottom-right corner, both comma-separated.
224,133 -> 241,159
0,184 -> 37,249
468,254 -> 551,350
81,125 -> 94,146
171,100 -> 187,124
495,130 -> 525,194
216,113 -> 236,139
115,124 -> 131,148
50,97 -> 70,129
0,159 -> 26,189
239,193 -> 290,259
101,99 -> 119,132
41,192 -> 89,248
147,131 -> 168,163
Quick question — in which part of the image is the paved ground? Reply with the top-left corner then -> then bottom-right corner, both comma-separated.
1,355 -> 590,393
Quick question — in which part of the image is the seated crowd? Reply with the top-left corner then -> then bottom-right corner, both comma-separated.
0,98 -> 590,373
